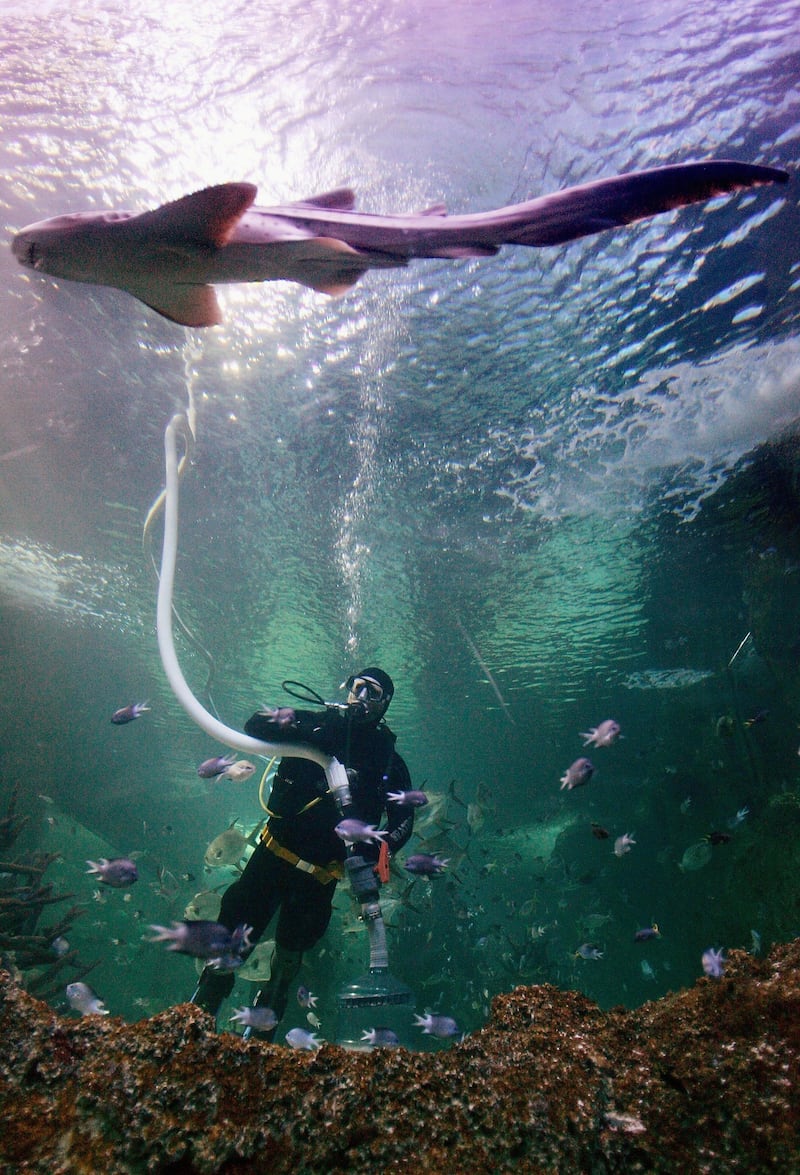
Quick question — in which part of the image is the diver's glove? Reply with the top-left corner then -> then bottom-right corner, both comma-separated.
345,854 -> 380,904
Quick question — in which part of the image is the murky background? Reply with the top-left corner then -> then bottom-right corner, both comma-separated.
1,0 -> 799,1041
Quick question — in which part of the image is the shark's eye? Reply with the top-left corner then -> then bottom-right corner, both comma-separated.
24,242 -> 40,268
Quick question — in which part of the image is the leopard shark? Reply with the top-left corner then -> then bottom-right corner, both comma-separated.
12,159 -> 787,327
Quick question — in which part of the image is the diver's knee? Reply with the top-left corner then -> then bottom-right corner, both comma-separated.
273,944 -> 303,977
191,966 -> 235,1015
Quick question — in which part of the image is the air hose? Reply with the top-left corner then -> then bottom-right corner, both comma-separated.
156,411 -> 388,970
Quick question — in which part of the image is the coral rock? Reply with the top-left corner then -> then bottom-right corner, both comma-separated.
1,940 -> 799,1172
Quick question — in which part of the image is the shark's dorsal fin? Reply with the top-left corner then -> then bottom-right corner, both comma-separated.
418,202 -> 448,216
293,187 -> 357,211
125,281 -> 223,327
132,183 -> 258,248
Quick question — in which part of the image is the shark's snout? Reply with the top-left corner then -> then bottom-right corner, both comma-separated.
11,231 -> 36,267
12,227 -> 50,270
12,211 -> 108,274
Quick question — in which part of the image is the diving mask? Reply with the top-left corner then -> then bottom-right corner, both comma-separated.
342,674 -> 388,721
344,674 -> 386,703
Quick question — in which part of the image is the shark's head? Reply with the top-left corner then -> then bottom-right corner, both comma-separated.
12,210 -> 136,284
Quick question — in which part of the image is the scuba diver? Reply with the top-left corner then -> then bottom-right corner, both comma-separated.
191,667 -> 415,1037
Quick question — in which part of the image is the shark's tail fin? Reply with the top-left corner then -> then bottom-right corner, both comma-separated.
497,160 -> 789,248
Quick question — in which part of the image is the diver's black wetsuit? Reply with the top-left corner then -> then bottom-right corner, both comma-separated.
192,703 -> 414,1025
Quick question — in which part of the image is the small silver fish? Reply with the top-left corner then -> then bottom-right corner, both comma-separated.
467,803 -> 485,834
204,822 -> 253,868
580,719 -> 621,748
334,819 -> 387,846
404,853 -> 449,876
296,985 -> 318,1009
216,760 -> 256,783
701,947 -> 726,978
285,1027 -> 321,1050
413,1012 -> 460,1038
197,754 -> 237,779
386,789 -> 429,807
560,757 -> 595,791
183,890 -> 222,921
361,1026 -> 400,1047
230,1006 -> 278,1031
726,805 -> 750,829
66,981 -> 108,1016
110,701 -> 150,725
614,832 -> 636,857
149,919 -> 252,962
86,857 -> 138,887
575,943 -> 604,961
604,1112 -> 646,1134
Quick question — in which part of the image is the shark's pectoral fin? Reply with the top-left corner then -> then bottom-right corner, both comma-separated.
285,236 -> 404,296
126,281 -> 223,327
304,274 -> 364,296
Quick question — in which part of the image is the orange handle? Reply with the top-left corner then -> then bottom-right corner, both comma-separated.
374,839 -> 390,884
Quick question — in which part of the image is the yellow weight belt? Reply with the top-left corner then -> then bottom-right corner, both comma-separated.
260,827 -> 344,886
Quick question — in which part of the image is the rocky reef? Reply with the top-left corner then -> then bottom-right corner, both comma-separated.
1,940 -> 798,1174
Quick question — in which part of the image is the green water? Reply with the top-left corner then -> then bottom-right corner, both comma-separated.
0,0 -> 798,1045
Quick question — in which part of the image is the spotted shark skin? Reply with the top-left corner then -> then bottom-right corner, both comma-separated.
12,160 -> 788,326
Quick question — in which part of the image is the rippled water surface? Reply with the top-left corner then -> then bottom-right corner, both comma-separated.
0,0 -> 799,1034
